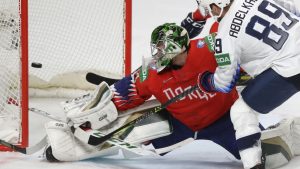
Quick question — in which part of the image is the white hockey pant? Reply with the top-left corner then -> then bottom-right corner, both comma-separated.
230,97 -> 262,169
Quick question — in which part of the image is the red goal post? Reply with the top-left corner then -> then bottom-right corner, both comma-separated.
0,0 -> 132,151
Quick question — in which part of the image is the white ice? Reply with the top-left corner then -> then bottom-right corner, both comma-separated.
1,0 -> 300,169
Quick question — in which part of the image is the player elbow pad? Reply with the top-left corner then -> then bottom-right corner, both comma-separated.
112,74 -> 145,111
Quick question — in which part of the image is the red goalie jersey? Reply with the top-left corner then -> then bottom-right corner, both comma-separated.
112,34 -> 238,131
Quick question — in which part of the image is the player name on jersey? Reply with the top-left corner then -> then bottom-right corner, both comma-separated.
163,86 -> 216,101
229,0 -> 259,38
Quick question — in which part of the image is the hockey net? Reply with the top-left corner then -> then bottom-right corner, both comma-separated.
0,0 -> 131,150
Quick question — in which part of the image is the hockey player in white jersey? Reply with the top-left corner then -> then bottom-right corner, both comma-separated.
196,0 -> 300,169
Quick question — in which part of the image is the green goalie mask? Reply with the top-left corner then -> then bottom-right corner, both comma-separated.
150,23 -> 190,72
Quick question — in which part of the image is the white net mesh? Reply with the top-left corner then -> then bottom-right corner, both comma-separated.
0,0 -> 129,148
28,0 -> 127,91
0,0 -> 22,145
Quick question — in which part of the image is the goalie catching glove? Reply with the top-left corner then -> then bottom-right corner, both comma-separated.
66,82 -> 118,130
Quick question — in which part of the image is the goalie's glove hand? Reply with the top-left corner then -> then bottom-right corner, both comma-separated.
112,73 -> 145,111
66,82 -> 119,130
198,64 -> 240,93
61,93 -> 93,114
181,9 -> 210,39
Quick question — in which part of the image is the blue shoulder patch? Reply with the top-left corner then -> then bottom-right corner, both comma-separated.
197,40 -> 205,48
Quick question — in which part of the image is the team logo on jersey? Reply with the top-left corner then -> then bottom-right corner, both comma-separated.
197,40 -> 205,48
215,53 -> 231,66
139,66 -> 149,82
204,33 -> 216,52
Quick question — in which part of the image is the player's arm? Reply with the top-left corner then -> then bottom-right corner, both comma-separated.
181,8 -> 210,39
198,36 -> 240,93
111,68 -> 151,111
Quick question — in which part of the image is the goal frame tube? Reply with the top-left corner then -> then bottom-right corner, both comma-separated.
0,0 -> 29,151
0,0 -> 131,151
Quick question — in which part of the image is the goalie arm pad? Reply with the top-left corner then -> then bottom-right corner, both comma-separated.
181,8 -> 210,39
111,72 -> 147,111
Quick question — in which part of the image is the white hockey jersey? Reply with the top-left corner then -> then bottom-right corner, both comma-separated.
214,0 -> 300,78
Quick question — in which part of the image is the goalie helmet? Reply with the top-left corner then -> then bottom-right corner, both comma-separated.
150,23 -> 189,72
199,0 -> 231,19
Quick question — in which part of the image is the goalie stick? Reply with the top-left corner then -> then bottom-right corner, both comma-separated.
0,107 -> 69,154
0,137 -> 47,155
86,72 -> 120,85
0,107 -> 67,155
0,106 -> 153,156
86,65 -> 143,86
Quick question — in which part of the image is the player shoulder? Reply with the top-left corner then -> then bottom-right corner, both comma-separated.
190,33 -> 217,53
137,65 -> 157,83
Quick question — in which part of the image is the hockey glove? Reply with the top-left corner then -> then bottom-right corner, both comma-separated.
197,71 -> 215,92
198,65 -> 240,93
181,9 -> 210,39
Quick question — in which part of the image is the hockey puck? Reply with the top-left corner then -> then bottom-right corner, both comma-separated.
31,62 -> 42,68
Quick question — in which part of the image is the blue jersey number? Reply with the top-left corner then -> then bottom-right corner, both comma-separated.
246,0 -> 299,51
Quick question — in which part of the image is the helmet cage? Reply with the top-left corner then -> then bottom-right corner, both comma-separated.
150,23 -> 189,72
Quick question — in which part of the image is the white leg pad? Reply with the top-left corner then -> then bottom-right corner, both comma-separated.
261,117 -> 300,168
124,112 -> 171,144
45,121 -> 109,161
292,117 -> 300,155
261,118 -> 296,156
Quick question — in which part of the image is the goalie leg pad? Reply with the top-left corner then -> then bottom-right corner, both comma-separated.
45,121 -> 106,161
293,117 -> 300,155
260,117 -> 300,168
123,110 -> 172,144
